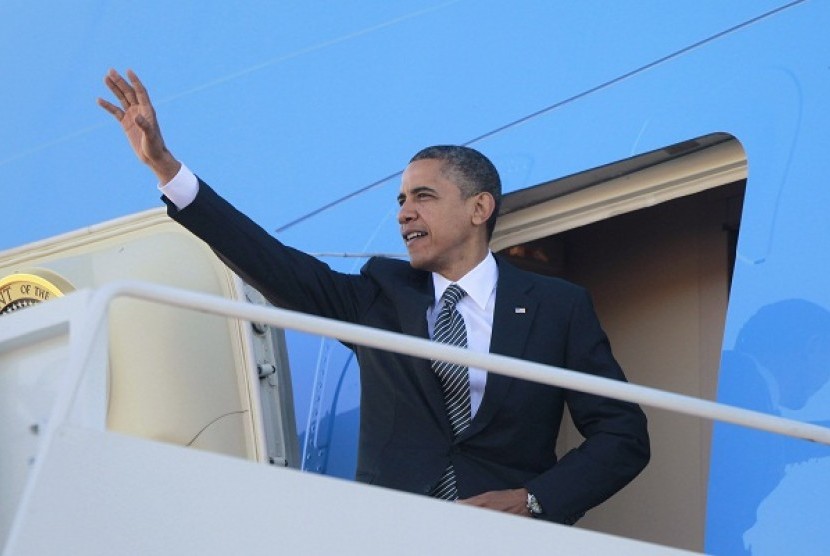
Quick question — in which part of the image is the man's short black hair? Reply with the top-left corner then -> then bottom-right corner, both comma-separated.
410,145 -> 502,240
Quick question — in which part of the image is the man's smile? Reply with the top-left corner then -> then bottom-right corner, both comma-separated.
403,230 -> 428,244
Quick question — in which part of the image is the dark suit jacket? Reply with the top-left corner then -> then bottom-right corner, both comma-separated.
166,180 -> 650,524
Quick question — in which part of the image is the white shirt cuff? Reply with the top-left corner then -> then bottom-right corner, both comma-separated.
158,164 -> 198,210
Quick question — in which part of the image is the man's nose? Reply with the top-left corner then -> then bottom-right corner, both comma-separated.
398,201 -> 415,224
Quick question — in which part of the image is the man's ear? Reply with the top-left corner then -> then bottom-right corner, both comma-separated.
471,192 -> 496,227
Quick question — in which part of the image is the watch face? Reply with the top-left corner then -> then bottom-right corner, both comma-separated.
0,272 -> 68,315
527,493 -> 544,515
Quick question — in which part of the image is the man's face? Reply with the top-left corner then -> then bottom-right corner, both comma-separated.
397,158 -> 487,280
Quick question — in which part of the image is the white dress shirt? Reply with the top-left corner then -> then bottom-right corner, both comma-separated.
429,253 -> 497,418
158,164 -> 198,210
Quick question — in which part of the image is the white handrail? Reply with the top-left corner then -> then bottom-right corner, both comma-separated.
58,280 -> 830,445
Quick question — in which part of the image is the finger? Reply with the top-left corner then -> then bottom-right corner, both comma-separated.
127,69 -> 153,107
97,97 -> 124,120
104,71 -> 132,108
107,68 -> 138,107
103,73 -> 129,108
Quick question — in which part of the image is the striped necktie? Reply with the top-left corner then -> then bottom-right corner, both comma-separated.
430,283 -> 471,500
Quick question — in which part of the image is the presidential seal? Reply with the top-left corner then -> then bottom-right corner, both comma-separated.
0,272 -> 71,315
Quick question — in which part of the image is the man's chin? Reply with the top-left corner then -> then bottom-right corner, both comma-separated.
407,255 -> 432,272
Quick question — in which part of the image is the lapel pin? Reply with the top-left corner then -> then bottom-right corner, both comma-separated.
515,307 -> 526,314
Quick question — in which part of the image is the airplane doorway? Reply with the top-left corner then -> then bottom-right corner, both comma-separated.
492,134 -> 745,552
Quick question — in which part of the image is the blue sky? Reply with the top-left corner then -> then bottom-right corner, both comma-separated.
0,1 -> 784,257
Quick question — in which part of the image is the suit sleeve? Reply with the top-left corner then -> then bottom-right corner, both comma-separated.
164,178 -> 376,323
525,289 -> 650,524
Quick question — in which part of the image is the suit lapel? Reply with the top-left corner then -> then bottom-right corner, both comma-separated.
463,258 -> 538,438
396,273 -> 432,340
488,259 -> 538,360
395,271 -> 456,434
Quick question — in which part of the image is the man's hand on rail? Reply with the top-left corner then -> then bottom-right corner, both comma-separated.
458,487 -> 532,517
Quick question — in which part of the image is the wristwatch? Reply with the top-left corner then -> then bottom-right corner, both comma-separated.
526,492 -> 544,517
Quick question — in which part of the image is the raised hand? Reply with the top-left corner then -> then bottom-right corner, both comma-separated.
98,69 -> 181,183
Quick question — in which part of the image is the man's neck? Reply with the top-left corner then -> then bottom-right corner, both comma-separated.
433,251 -> 494,286
436,247 -> 490,282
